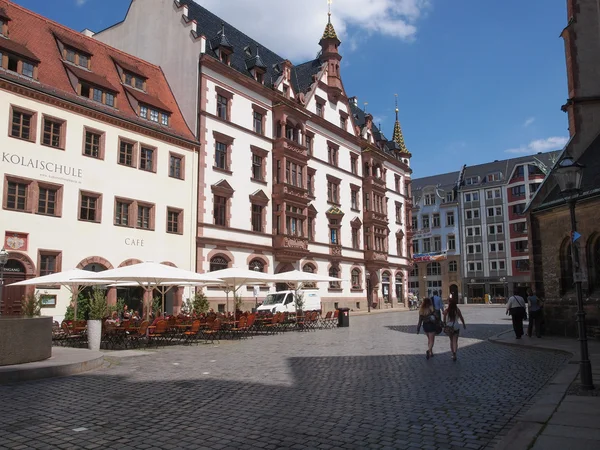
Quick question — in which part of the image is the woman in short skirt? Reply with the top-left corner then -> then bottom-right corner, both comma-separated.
417,297 -> 438,360
443,298 -> 466,361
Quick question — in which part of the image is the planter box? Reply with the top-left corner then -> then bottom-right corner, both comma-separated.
0,316 -> 52,366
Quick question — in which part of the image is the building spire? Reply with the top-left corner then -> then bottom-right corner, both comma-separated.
322,0 -> 339,40
393,94 -> 410,155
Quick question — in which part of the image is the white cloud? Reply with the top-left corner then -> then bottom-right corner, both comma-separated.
505,136 -> 568,154
523,117 -> 535,127
75,0 -> 88,6
194,0 -> 431,61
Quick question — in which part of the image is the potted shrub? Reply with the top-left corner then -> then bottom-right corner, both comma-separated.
87,288 -> 108,351
21,292 -> 42,318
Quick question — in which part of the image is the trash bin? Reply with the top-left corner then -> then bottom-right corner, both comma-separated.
337,307 -> 350,327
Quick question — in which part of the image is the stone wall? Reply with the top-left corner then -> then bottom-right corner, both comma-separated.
0,317 -> 52,366
529,198 -> 600,337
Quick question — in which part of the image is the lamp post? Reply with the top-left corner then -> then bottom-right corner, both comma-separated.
0,247 -> 9,316
553,154 -> 594,390
253,265 -> 260,312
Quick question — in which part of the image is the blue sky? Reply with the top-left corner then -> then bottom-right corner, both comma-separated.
14,0 -> 568,178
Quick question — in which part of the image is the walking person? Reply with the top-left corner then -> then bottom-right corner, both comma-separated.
506,293 -> 527,339
431,290 -> 444,322
443,298 -> 466,361
526,288 -> 544,338
417,297 -> 438,359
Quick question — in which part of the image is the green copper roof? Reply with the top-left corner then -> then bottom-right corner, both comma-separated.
393,107 -> 410,155
322,15 -> 338,40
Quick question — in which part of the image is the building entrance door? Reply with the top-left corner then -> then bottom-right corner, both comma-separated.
1,259 -> 27,315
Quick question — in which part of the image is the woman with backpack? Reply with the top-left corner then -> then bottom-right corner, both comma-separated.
506,293 -> 527,339
416,297 -> 439,360
443,298 -> 466,361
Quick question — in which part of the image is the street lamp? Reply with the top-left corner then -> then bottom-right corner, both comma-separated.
253,265 -> 260,312
553,154 -> 593,390
0,247 -> 9,316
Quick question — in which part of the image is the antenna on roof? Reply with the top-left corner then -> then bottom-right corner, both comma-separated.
363,102 -> 368,112
328,0 -> 333,20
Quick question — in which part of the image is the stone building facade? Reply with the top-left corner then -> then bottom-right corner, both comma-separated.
93,0 -> 413,312
527,0 -> 600,337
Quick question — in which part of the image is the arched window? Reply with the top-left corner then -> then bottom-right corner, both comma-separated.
249,259 -> 264,272
427,262 -> 441,276
449,261 -> 457,272
587,235 -> 600,293
303,263 -> 316,288
410,266 -> 419,277
351,269 -> 361,289
209,256 -> 229,272
329,266 -> 340,288
560,238 -> 574,295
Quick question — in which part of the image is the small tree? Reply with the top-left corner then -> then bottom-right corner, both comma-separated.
87,288 -> 109,320
294,289 -> 305,316
152,296 -> 162,316
21,292 -> 42,317
234,293 -> 243,313
64,293 -> 90,321
181,297 -> 193,315
192,291 -> 210,315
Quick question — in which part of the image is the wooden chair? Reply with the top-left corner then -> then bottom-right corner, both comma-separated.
147,320 -> 168,347
201,318 -> 222,344
228,316 -> 248,339
183,320 -> 202,345
127,320 -> 149,348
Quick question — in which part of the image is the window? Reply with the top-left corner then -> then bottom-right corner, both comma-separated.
217,94 -> 228,120
169,154 -> 183,179
465,176 -> 479,185
396,204 -> 402,223
328,146 -> 338,165
118,140 -> 135,167
327,180 -> 339,204
115,200 -> 130,226
487,206 -> 502,217
516,259 -> 530,271
412,216 -> 418,230
329,267 -> 341,289
352,228 -> 359,249
215,142 -> 227,170
424,194 -> 435,206
253,111 -> 263,134
490,242 -> 505,252
351,269 -> 361,289
340,115 -> 347,130
449,261 -> 457,272
79,192 -> 100,222
66,48 -> 76,63
7,181 -> 28,211
316,102 -> 324,117
306,135 -> 313,155
84,130 -> 103,159
514,165 -> 525,178
139,146 -> 155,172
467,244 -> 482,254
307,173 -> 314,197
514,222 -> 528,233
160,113 -> 168,126
486,188 -> 502,199
445,191 -> 454,203
512,203 -> 525,214
330,227 -> 338,244
252,154 -> 263,181
286,161 -> 303,187
490,260 -> 506,271
351,190 -> 358,210
412,239 -> 419,255
251,204 -> 263,232
167,208 -> 182,234
427,262 -> 441,276
214,195 -> 227,226
446,212 -> 455,226
433,236 -> 442,252
468,261 -> 483,272
11,108 -> 34,141
466,226 -> 481,237
39,254 -> 57,277
41,117 -> 63,149
140,105 -> 148,119
528,164 -> 544,176
149,109 -> 159,123
249,259 -> 264,273
37,187 -> 57,216
488,224 -> 503,235
78,54 -> 88,68
422,215 -> 430,229
22,62 -> 34,78
137,204 -> 152,229
511,185 -> 526,197
529,183 -> 541,194
515,240 -> 528,253
308,217 -> 314,241
432,213 -> 440,228
93,88 -> 103,103
487,172 -> 502,182
447,235 -> 456,251
423,238 -> 431,253
210,256 -> 229,272
464,192 -> 479,202
465,209 -> 480,220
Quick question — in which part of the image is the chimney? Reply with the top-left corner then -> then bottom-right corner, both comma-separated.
81,29 -> 95,37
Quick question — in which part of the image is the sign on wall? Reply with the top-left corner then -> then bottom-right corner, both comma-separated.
4,232 -> 28,251
2,152 -> 84,184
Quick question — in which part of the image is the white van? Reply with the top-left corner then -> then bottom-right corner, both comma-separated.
256,290 -> 322,314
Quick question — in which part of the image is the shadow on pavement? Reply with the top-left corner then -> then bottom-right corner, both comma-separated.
386,323 -> 513,341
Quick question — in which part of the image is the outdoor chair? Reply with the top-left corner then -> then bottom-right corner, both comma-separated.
245,313 -> 257,338
319,311 -> 333,329
228,316 -> 248,339
147,320 -> 168,347
126,320 -> 149,348
201,318 -> 222,344
183,320 -> 202,345
60,321 -> 84,347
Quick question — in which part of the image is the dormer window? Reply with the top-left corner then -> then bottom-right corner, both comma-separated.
0,18 -> 7,36
139,103 -> 169,126
79,81 -> 117,108
0,40 -> 39,80
220,51 -> 230,65
63,47 -> 91,69
124,71 -> 146,91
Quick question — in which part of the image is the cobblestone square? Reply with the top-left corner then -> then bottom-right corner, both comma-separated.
0,307 -> 568,449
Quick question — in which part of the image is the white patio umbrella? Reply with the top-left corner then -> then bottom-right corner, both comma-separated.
76,262 -> 223,320
8,269 -> 116,319
207,267 -> 276,314
272,270 -> 342,311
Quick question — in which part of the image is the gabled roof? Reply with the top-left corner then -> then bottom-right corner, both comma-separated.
0,36 -> 40,62
412,171 -> 461,191
0,0 -> 194,142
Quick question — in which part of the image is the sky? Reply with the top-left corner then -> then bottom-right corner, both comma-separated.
13,0 -> 569,178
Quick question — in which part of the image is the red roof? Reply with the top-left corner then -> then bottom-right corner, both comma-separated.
124,86 -> 172,113
0,37 -> 40,62
0,0 -> 195,142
